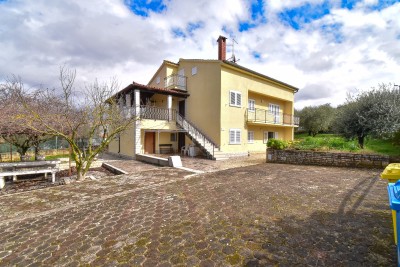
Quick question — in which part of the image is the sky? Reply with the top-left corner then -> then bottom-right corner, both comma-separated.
0,0 -> 399,109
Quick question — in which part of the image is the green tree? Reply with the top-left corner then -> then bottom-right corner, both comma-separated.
298,104 -> 336,136
334,83 -> 400,148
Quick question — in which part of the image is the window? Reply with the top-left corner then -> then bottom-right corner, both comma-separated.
229,129 -> 241,144
170,133 -> 177,142
248,131 -> 254,143
264,131 -> 278,143
229,91 -> 242,107
156,76 -> 160,84
191,66 -> 197,75
269,104 -> 280,114
269,104 -> 280,123
248,99 -> 255,112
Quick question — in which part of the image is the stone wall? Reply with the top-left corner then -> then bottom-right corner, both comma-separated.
266,149 -> 390,169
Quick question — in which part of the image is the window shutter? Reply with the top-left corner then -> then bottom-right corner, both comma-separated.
248,131 -> 254,143
236,130 -> 241,143
236,93 -> 241,106
229,130 -> 235,144
230,92 -> 235,105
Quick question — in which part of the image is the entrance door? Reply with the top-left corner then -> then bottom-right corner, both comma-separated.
144,132 -> 155,154
178,100 -> 186,150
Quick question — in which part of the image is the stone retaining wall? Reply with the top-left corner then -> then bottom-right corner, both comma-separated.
266,149 -> 390,169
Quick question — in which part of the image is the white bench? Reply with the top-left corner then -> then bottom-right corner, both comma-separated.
0,160 -> 60,189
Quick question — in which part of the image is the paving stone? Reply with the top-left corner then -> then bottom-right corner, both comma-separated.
0,156 -> 395,266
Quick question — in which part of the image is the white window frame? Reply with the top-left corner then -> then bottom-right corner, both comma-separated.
156,76 -> 160,84
229,129 -> 241,145
229,90 -> 242,107
264,131 -> 278,143
191,66 -> 197,76
248,99 -> 255,112
248,131 -> 254,143
269,103 -> 280,123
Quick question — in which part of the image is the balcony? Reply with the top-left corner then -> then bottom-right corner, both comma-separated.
164,74 -> 187,91
122,106 -> 176,121
247,108 -> 299,126
139,105 -> 176,121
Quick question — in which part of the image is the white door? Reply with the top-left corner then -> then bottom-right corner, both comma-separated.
269,104 -> 280,123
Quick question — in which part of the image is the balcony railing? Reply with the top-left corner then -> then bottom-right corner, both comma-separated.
247,108 -> 299,126
164,74 -> 187,91
122,106 -> 176,121
139,105 -> 176,121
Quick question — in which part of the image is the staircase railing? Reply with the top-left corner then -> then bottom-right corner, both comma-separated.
176,113 -> 219,158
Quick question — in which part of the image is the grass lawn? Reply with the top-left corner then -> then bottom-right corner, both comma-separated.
294,133 -> 400,156
45,154 -> 70,160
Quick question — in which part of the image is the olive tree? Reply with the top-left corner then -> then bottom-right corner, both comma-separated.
13,67 -> 137,180
298,104 -> 336,136
334,83 -> 400,148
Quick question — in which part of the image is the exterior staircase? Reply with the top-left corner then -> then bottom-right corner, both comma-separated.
176,114 -> 223,160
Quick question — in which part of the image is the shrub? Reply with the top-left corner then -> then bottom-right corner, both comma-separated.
267,139 -> 288,150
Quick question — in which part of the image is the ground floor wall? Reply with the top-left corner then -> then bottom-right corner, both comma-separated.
220,125 -> 294,153
108,126 -> 135,157
108,127 -> 185,157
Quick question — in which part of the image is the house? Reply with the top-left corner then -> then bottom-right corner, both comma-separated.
108,36 -> 299,160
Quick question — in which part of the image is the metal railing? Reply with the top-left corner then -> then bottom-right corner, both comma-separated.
123,105 -> 176,121
164,74 -> 187,91
176,113 -> 219,158
247,108 -> 300,126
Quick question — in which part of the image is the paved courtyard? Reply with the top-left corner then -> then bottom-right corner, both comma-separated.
0,156 -> 396,266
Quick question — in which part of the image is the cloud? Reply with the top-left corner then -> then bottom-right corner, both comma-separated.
296,83 -> 335,101
0,0 -> 399,110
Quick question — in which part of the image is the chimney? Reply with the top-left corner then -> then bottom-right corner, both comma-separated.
217,35 -> 227,61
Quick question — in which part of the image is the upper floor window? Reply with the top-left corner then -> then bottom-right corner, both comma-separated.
230,91 -> 242,107
269,104 -> 280,114
248,99 -> 255,112
156,76 -> 160,84
191,66 -> 197,75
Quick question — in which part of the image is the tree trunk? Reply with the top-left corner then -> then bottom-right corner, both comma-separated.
34,146 -> 39,161
358,135 -> 364,149
308,130 -> 312,136
75,162 -> 85,181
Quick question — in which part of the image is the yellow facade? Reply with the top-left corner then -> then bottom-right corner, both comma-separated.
109,57 -> 298,158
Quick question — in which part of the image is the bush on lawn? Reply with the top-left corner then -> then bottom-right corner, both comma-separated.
267,139 -> 289,150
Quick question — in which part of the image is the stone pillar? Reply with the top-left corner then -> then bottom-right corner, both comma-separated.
133,90 -> 141,157
167,95 -> 172,121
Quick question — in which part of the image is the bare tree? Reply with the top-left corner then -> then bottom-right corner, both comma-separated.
16,66 -> 137,180
0,76 -> 50,160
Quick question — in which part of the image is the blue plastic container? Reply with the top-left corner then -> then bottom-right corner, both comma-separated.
387,181 -> 400,266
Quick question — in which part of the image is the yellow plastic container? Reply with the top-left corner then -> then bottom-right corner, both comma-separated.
382,163 -> 400,244
381,163 -> 400,183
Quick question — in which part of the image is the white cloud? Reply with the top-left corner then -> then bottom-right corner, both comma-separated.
0,0 -> 399,110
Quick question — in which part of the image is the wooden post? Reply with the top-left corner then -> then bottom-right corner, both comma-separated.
10,143 -> 12,162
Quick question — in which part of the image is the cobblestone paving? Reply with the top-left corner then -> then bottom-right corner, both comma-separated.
0,160 -> 396,266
